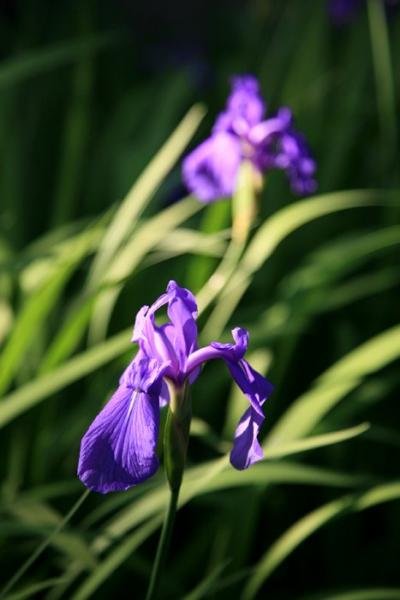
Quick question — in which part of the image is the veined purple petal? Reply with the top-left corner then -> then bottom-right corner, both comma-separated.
78,359 -> 167,493
182,132 -> 241,203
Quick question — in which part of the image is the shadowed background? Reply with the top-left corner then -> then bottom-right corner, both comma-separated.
0,1 -> 399,599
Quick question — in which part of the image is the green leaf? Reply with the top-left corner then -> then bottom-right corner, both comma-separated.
268,323 -> 400,444
182,561 -> 230,600
302,588 -> 400,600
203,190 -> 397,338
283,226 -> 400,294
0,33 -> 120,90
0,328 -> 131,428
70,518 -> 161,600
263,423 -> 370,458
92,459 -> 367,556
196,162 -> 256,317
0,226 -> 101,396
87,104 -> 205,289
4,578 -> 66,600
367,0 -> 397,167
242,481 -> 400,599
144,227 -> 227,265
0,491 -> 90,599
88,196 -> 202,342
242,496 -> 353,600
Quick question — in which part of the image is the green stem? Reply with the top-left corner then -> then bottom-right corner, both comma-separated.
145,486 -> 180,600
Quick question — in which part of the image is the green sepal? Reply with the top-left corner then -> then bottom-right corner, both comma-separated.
163,383 -> 192,492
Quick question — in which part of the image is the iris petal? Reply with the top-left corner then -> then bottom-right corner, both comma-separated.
166,281 -> 198,372
227,359 -> 273,469
185,328 -> 273,470
78,386 -> 160,493
78,358 -> 167,493
230,406 -> 264,470
182,132 -> 241,203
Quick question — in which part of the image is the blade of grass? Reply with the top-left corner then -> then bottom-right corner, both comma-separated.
70,517 -> 161,600
0,226 -> 101,396
0,33 -> 120,90
301,588 -> 400,600
88,196 -> 202,342
0,490 -> 90,599
87,104 -> 205,289
202,189 -> 393,340
242,481 -> 400,599
367,0 -> 397,170
268,323 -> 400,444
93,458 -> 368,556
0,327 -> 131,428
182,561 -> 230,600
263,423 -> 370,458
4,577 -> 67,600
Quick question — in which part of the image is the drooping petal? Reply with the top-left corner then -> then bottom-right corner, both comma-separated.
228,359 -> 274,469
225,358 -> 273,418
78,358 -> 167,493
230,406 -> 264,470
185,328 -> 273,470
182,132 -> 241,203
255,110 -> 317,196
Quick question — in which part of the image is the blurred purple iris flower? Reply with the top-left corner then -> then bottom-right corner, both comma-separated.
328,0 -> 363,23
329,0 -> 399,24
78,281 -> 273,493
182,75 -> 316,202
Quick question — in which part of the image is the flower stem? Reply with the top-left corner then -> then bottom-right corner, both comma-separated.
145,485 -> 180,600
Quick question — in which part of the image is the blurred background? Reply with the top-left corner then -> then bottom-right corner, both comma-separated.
0,0 -> 400,598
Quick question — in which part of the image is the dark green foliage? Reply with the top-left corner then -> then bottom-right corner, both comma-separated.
0,1 -> 399,598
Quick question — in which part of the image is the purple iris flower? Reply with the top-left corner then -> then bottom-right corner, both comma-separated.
78,281 -> 273,493
182,75 -> 316,202
329,0 -> 399,24
328,0 -> 363,23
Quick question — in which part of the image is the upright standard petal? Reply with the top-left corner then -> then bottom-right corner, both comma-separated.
165,280 -> 198,372
214,75 -> 266,134
78,359 -> 167,493
182,132 -> 241,202
132,281 -> 199,383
